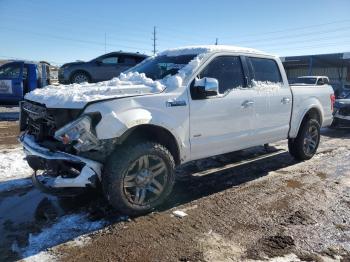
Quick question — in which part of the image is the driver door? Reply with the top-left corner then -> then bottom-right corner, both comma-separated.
189,55 -> 256,160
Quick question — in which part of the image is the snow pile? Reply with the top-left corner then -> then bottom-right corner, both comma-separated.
162,53 -> 208,90
19,213 -> 107,259
25,72 -> 165,109
160,45 -> 268,57
0,147 -> 32,191
252,80 -> 283,93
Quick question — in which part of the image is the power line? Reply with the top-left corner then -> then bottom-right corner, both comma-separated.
234,26 -> 350,45
152,26 -> 157,55
0,26 -> 150,52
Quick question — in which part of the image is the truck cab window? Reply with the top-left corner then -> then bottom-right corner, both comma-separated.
248,57 -> 282,83
198,56 -> 245,94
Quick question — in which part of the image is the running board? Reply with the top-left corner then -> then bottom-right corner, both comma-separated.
191,150 -> 285,177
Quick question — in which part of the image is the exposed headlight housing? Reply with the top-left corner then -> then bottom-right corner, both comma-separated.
54,114 -> 101,152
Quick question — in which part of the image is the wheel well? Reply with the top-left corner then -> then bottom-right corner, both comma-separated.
70,70 -> 91,82
121,125 -> 181,165
303,108 -> 321,124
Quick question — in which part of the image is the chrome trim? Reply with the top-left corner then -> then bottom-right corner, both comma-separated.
20,134 -> 102,177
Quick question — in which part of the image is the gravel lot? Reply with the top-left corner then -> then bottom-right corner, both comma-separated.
0,117 -> 349,261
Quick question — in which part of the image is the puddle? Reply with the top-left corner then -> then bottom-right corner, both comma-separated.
0,186 -> 109,261
316,172 -> 327,180
286,180 -> 303,189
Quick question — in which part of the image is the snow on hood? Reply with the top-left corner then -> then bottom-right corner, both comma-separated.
25,72 -> 165,109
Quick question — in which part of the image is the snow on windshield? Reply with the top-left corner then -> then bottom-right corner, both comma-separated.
25,51 -> 208,108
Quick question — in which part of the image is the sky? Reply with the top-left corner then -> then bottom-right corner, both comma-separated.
0,0 -> 350,65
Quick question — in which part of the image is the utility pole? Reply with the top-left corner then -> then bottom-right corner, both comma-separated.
152,26 -> 157,55
215,38 -> 218,45
104,33 -> 107,54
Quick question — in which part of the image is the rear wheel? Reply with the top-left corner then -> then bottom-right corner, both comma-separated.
103,142 -> 175,216
288,118 -> 320,160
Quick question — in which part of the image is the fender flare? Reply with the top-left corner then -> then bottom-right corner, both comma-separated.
289,103 -> 323,138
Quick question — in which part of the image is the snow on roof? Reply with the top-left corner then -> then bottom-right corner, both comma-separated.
159,45 -> 269,57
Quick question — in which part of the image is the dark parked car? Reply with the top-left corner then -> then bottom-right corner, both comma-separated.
58,52 -> 148,84
332,92 -> 350,128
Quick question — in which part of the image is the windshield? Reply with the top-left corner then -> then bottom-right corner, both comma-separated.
0,63 -> 22,79
294,77 -> 317,84
128,55 -> 196,80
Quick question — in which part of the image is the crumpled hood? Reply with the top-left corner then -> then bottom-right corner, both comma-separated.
25,72 -> 165,109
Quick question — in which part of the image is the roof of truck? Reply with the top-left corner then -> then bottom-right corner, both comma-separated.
159,45 -> 270,57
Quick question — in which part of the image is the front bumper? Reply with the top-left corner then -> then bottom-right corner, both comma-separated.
20,134 -> 103,188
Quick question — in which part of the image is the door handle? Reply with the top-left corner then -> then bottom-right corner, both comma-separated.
241,100 -> 254,108
281,97 -> 291,104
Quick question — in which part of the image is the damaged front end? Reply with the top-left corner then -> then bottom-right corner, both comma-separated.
19,101 -> 107,194
333,100 -> 350,128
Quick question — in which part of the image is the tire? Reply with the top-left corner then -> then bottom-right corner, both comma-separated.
71,71 -> 90,84
102,142 -> 175,216
288,118 -> 321,161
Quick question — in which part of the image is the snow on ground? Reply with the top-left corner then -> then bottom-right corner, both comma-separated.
17,213 -> 107,260
0,146 -> 32,191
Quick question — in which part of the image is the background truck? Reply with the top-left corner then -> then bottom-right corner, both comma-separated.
291,76 -> 330,86
20,45 -> 335,215
0,61 -> 50,105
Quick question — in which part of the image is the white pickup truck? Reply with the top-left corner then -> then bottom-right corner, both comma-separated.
20,45 -> 335,215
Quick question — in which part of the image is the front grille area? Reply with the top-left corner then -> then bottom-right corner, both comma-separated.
20,101 -> 81,142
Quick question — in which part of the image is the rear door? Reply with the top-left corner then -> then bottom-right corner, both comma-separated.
189,55 -> 256,160
92,54 -> 121,81
246,57 -> 292,142
0,62 -> 24,103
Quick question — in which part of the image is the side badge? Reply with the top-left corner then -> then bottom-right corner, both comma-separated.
166,100 -> 187,107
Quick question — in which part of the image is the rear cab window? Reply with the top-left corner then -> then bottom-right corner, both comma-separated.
247,57 -> 282,85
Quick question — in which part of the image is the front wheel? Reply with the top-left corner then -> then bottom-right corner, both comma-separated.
288,118 -> 321,160
71,71 -> 90,84
103,142 -> 175,216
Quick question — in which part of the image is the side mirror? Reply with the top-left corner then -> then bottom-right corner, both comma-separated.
194,77 -> 219,96
96,60 -> 102,66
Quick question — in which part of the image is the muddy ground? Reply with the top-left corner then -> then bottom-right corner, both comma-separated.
0,117 -> 350,261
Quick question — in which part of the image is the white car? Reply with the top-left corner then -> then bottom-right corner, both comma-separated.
20,45 -> 335,215
291,76 -> 330,86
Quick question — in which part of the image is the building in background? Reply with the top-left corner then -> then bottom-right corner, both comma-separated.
282,52 -> 350,97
